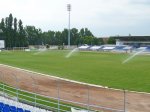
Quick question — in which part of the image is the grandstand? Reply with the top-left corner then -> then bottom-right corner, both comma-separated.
113,36 -> 150,47
78,42 -> 150,53
78,45 -> 134,53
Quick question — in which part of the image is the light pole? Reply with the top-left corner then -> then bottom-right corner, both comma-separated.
67,4 -> 71,49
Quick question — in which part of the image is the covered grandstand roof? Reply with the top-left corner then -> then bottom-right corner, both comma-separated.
78,45 -> 90,49
112,36 -> 150,41
89,46 -> 102,50
138,47 -> 147,50
103,46 -> 115,50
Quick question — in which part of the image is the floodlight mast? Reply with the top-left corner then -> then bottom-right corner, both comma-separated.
67,4 -> 71,49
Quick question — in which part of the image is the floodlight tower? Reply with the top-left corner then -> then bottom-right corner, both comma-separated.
67,4 -> 71,49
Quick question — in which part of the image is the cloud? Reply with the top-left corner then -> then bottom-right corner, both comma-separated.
0,0 -> 150,36
130,0 -> 150,5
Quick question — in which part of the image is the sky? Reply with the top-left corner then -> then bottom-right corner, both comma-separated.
0,0 -> 150,37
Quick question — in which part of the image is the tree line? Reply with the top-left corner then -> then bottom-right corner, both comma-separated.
0,14 -> 104,48
0,14 -> 27,48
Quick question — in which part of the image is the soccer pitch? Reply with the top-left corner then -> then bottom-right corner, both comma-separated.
0,50 -> 150,93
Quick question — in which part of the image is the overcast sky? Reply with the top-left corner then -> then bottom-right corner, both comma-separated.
0,0 -> 150,37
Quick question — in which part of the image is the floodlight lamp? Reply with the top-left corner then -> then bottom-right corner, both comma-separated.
67,4 -> 71,11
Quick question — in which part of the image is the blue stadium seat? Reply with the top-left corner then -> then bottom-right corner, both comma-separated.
3,104 -> 10,112
0,102 -> 4,107
24,110 -> 31,112
17,108 -> 24,112
0,106 -> 3,111
10,106 -> 17,112
0,102 -> 4,111
0,101 -> 31,112
115,46 -> 125,50
146,46 -> 150,50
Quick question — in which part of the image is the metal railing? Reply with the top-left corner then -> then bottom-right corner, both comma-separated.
0,83 -> 97,112
0,82 -> 125,112
0,71 -> 126,112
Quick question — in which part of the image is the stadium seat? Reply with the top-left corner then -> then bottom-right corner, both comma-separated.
0,101 -> 32,112
3,105 -> 10,112
0,102 -> 4,109
24,110 -> 31,112
0,104 -> 3,111
146,46 -> 150,51
0,96 -> 51,112
115,46 -> 125,50
17,108 -> 24,112
10,106 -> 17,112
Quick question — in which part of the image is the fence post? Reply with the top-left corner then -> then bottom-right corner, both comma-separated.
57,79 -> 60,112
0,72 -> 5,97
13,74 -> 19,101
34,78 -> 37,108
31,75 -> 37,111
35,92 -> 37,107
87,85 -> 90,112
124,89 -> 126,112
2,72 -> 5,97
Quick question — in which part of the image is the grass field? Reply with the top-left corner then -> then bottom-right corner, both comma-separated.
0,50 -> 150,93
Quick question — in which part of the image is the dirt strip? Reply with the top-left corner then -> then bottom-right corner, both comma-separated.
0,64 -> 150,112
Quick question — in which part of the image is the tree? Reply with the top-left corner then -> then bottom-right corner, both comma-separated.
107,37 -> 116,44
92,38 -> 104,45
55,31 -> 62,45
61,29 -> 68,45
25,26 -> 36,45
0,18 -> 5,41
79,28 -> 85,37
8,14 -> 13,47
46,30 -> 55,45
1,14 -> 99,48
0,18 -> 5,30
78,28 -> 95,45
84,28 -> 93,37
8,14 -> 13,30
13,18 -> 18,47
82,36 -> 93,45
14,18 -> 17,32
5,17 -> 8,29
71,28 -> 79,45
18,20 -> 28,47
25,26 -> 43,45
36,28 -> 42,45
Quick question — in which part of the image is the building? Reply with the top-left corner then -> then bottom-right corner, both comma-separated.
112,36 -> 150,47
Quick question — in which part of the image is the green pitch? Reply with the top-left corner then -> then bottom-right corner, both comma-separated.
0,50 -> 150,92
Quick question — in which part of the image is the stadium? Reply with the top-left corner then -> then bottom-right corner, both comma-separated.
0,1 -> 150,112
0,36 -> 150,112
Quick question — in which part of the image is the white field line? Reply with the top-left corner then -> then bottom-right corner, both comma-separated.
0,64 -> 150,95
